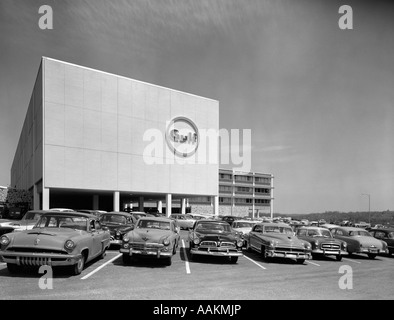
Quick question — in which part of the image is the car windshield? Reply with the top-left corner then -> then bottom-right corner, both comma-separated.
349,230 -> 372,237
35,215 -> 88,231
195,222 -> 231,232
137,220 -> 171,230
100,215 -> 127,224
233,222 -> 254,228
264,226 -> 294,235
320,229 -> 332,237
23,212 -> 42,220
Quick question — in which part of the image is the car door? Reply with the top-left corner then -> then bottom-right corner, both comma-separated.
89,219 -> 103,258
249,224 -> 263,250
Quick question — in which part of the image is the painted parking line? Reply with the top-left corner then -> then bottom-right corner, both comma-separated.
342,257 -> 361,264
81,253 -> 122,280
243,255 -> 266,270
306,260 -> 320,267
181,239 -> 191,274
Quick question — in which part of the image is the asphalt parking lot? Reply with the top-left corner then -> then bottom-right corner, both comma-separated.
1,230 -> 393,300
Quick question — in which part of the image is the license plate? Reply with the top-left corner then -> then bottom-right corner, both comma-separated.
369,249 -> 377,253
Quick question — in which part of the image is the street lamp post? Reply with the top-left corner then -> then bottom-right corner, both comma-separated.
361,193 -> 371,225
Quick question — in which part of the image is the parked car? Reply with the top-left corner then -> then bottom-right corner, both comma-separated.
0,210 -> 49,232
368,228 -> 394,255
296,227 -> 348,261
0,211 -> 110,275
120,217 -> 180,266
220,216 -> 239,226
330,226 -> 388,259
99,212 -> 137,246
170,214 -> 196,230
188,219 -> 243,263
130,211 -> 154,220
245,222 -> 312,264
231,220 -> 256,246
77,209 -> 106,217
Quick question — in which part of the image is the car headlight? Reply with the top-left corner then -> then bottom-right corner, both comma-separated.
64,240 -> 75,251
237,240 -> 244,247
342,242 -> 347,248
163,239 -> 170,246
123,235 -> 130,242
0,235 -> 10,246
314,240 -> 319,246
116,231 -> 120,236
193,238 -> 200,245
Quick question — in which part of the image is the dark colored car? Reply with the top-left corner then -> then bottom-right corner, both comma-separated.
369,228 -> 394,255
296,227 -> 348,261
188,219 -> 243,263
99,212 -> 137,246
220,216 -> 239,226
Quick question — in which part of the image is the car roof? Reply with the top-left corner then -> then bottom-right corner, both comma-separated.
138,217 -> 173,222
335,226 -> 368,231
298,226 -> 330,231
25,210 -> 56,214
255,222 -> 292,227
102,211 -> 133,216
41,211 -> 97,219
196,219 -> 230,224
232,220 -> 256,224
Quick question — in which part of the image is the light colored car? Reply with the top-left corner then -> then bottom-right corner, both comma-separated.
231,220 -> 256,246
120,217 -> 180,266
245,223 -> 312,264
170,214 -> 196,230
5,210 -> 48,232
0,211 -> 111,275
330,226 -> 388,259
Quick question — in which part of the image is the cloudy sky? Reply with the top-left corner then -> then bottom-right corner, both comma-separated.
0,0 -> 393,214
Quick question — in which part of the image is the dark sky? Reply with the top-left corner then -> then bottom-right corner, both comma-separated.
0,0 -> 393,213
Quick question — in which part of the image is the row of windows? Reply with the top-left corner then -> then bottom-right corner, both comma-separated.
218,186 -> 271,194
219,175 -> 271,185
189,197 -> 271,204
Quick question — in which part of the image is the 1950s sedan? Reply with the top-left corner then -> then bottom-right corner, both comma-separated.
330,226 -> 388,259
296,226 -> 348,261
188,220 -> 244,263
369,228 -> 394,255
0,212 -> 110,275
120,217 -> 180,266
245,223 -> 312,264
99,211 -> 137,246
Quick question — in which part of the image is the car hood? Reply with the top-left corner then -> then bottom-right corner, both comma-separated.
263,233 -> 306,246
129,228 -> 172,243
195,230 -> 237,242
350,236 -> 385,248
6,228 -> 85,250
101,222 -> 131,234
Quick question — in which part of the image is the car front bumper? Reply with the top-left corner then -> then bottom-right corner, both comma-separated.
0,251 -> 82,267
266,249 -> 311,260
190,248 -> 243,257
120,247 -> 173,258
312,249 -> 348,256
355,248 -> 388,255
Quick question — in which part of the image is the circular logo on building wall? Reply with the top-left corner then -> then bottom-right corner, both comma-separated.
165,117 -> 199,157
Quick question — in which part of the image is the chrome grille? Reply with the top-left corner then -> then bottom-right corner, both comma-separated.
19,257 -> 51,266
200,241 -> 217,247
131,243 -> 164,250
275,247 -> 305,253
220,242 -> 236,248
322,243 -> 340,250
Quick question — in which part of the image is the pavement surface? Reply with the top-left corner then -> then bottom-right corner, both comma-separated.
1,230 -> 394,300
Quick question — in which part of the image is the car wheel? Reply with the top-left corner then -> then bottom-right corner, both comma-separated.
122,253 -> 131,264
7,263 -> 20,274
73,255 -> 86,275
368,253 -> 377,259
296,259 -> 305,264
230,256 -> 238,264
336,255 -> 343,261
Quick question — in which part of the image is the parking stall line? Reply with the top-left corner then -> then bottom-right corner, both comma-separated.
342,257 -> 361,264
243,255 -> 267,270
306,260 -> 320,267
181,239 -> 191,274
81,253 -> 122,280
